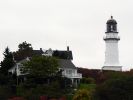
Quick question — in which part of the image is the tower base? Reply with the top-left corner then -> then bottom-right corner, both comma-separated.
102,66 -> 122,71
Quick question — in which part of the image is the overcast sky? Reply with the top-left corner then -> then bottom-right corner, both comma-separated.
0,0 -> 133,70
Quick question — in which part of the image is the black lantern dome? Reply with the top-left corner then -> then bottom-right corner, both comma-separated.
106,16 -> 118,33
107,16 -> 117,24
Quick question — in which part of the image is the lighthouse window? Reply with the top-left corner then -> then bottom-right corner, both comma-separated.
111,25 -> 113,31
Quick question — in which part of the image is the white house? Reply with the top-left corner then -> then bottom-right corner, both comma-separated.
8,46 -> 82,86
8,57 -> 30,76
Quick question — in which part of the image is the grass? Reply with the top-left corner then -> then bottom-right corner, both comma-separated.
78,83 -> 96,90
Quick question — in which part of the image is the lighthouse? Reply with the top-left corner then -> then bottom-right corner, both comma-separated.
102,16 -> 122,71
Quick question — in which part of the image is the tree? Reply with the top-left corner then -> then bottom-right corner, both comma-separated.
0,47 -> 15,75
18,41 -> 32,51
13,41 -> 33,61
22,56 -> 59,82
18,56 -> 72,98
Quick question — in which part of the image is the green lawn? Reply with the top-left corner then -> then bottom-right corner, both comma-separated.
78,83 -> 96,90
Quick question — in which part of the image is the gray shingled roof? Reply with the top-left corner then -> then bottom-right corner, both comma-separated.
33,50 -> 44,56
58,59 -> 77,69
53,50 -> 73,60
14,49 -> 73,62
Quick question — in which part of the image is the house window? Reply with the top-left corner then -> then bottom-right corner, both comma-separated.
17,64 -> 23,73
66,69 -> 72,74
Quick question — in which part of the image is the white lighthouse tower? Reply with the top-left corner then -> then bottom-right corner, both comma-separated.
102,16 -> 122,71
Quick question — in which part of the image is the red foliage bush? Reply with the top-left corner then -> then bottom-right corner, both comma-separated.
8,97 -> 25,100
59,96 -> 66,100
40,96 -> 47,100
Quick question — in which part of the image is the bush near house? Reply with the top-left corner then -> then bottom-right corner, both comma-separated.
8,97 -> 25,100
72,76 -> 96,100
0,85 -> 14,100
94,76 -> 133,100
81,77 -> 95,84
72,89 -> 92,100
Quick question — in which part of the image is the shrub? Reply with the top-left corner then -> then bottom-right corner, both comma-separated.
94,76 -> 133,100
81,77 -> 95,84
0,86 -> 14,100
73,89 -> 91,100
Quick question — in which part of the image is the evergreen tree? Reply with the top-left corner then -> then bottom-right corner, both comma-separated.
0,47 -> 15,75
